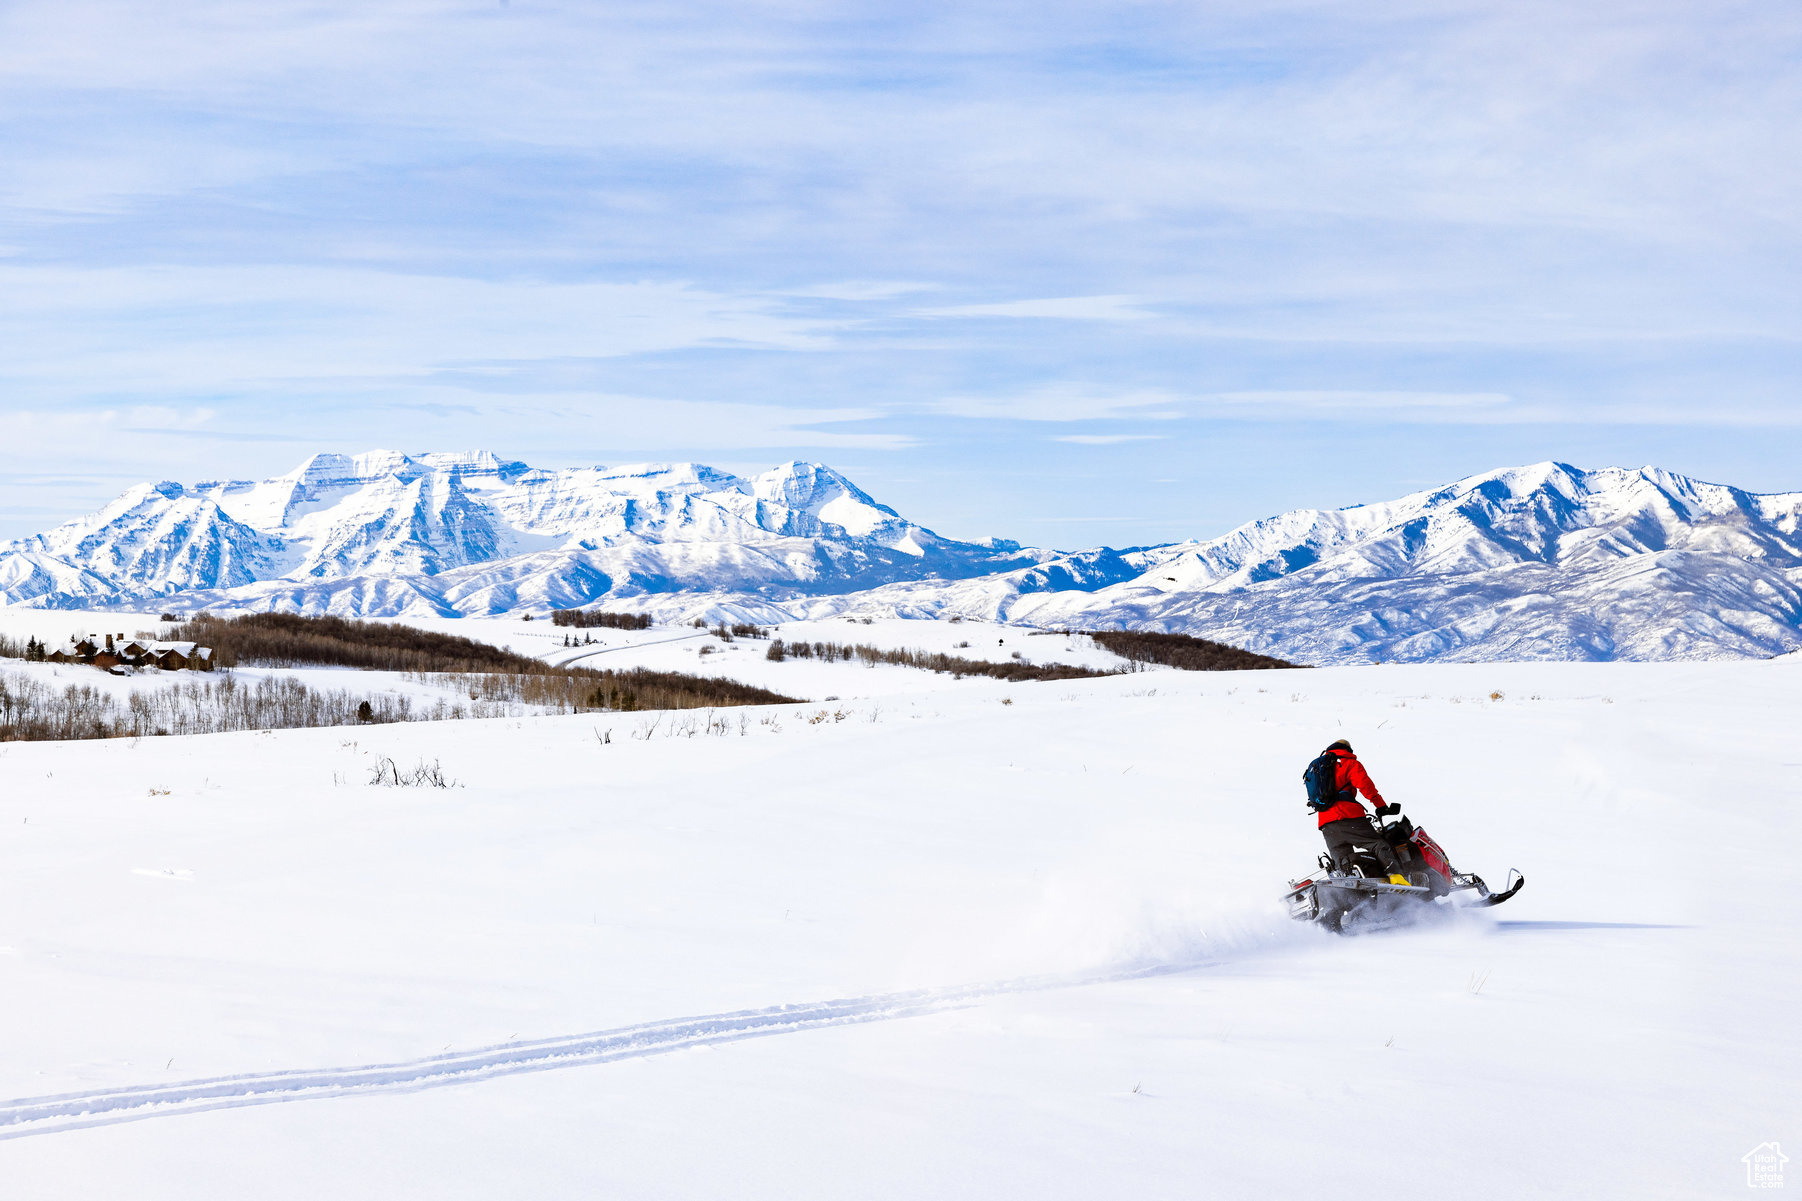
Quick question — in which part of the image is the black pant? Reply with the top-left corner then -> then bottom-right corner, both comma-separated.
1321,816 -> 1403,877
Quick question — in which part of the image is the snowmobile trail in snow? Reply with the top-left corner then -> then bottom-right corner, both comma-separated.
1491,920 -> 1688,932
0,961 -> 1205,1141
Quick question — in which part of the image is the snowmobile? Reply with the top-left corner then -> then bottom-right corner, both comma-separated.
1283,813 -> 1524,934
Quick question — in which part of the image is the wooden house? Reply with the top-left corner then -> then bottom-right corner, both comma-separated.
146,641 -> 214,671
51,631 -> 214,672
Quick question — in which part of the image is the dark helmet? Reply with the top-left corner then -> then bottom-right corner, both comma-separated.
1325,738 -> 1353,753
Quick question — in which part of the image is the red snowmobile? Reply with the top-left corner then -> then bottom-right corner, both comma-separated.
1284,814 -> 1524,933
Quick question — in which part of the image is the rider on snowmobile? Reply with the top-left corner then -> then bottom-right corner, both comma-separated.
1307,739 -> 1411,885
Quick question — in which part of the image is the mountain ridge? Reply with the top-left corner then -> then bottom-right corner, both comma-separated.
3,453 -> 1799,664
0,452 -> 1050,618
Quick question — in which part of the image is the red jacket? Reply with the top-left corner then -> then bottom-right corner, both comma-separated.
1316,748 -> 1386,827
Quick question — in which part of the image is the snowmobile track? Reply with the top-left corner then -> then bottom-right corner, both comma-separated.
0,961 -> 1198,1141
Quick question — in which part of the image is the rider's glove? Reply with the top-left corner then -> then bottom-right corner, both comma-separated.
1377,803 -> 1401,816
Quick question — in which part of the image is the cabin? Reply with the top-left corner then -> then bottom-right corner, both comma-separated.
144,641 -> 214,672
53,631 -> 214,672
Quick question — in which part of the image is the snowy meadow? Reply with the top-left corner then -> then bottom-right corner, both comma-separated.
0,613 -> 1792,1198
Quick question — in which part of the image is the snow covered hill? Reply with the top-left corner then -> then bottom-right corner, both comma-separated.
4,455 -> 1800,663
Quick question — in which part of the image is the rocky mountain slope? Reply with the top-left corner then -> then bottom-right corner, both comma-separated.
805,462 -> 1802,663
0,452 -> 1042,618
3,455 -> 1799,663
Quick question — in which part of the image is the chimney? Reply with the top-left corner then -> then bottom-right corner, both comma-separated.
106,633 -> 114,650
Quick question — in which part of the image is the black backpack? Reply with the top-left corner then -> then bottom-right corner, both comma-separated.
1303,752 -> 1353,812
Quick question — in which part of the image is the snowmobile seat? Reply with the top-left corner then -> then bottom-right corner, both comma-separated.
1380,816 -> 1416,845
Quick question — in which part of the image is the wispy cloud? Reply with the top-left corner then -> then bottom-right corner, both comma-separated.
915,296 -> 1152,321
0,0 -> 1797,541
780,281 -> 941,302
1053,434 -> 1167,445
930,386 -> 1182,422
1211,391 -> 1512,411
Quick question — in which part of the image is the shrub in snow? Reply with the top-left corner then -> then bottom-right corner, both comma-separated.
367,756 -> 458,788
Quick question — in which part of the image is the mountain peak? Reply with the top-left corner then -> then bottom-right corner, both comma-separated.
751,461 -> 905,539
280,451 -> 414,487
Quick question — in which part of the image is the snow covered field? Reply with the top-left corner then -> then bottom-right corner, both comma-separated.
0,622 -> 1794,1197
538,616 -> 1141,696
0,609 -> 1142,704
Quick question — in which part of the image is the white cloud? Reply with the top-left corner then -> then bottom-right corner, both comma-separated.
915,296 -> 1151,322
457,395 -> 916,453
0,265 -> 846,401
123,405 -> 218,431
930,386 -> 1182,423
1053,434 -> 1167,445
779,281 -> 941,301
1210,391 -> 1513,410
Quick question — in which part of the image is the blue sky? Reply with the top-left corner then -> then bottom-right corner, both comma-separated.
2,0 -> 1799,547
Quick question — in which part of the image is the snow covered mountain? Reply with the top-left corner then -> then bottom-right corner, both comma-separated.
4,454 -> 1799,663
805,462 -> 1802,663
0,452 -> 1040,618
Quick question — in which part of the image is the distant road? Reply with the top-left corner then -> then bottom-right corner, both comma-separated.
542,632 -> 713,667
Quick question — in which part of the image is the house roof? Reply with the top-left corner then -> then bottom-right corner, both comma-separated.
149,641 -> 200,656
59,635 -> 212,660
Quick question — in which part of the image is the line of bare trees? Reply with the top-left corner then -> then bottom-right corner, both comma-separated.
419,666 -> 795,713
764,638 -> 1111,682
169,612 -> 552,673
0,659 -> 798,743
759,628 -> 1299,680
1084,629 -> 1300,671
551,609 -> 654,630
0,670 -> 419,742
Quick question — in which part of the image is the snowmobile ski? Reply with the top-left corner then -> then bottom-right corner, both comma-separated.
1466,868 -> 1525,907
